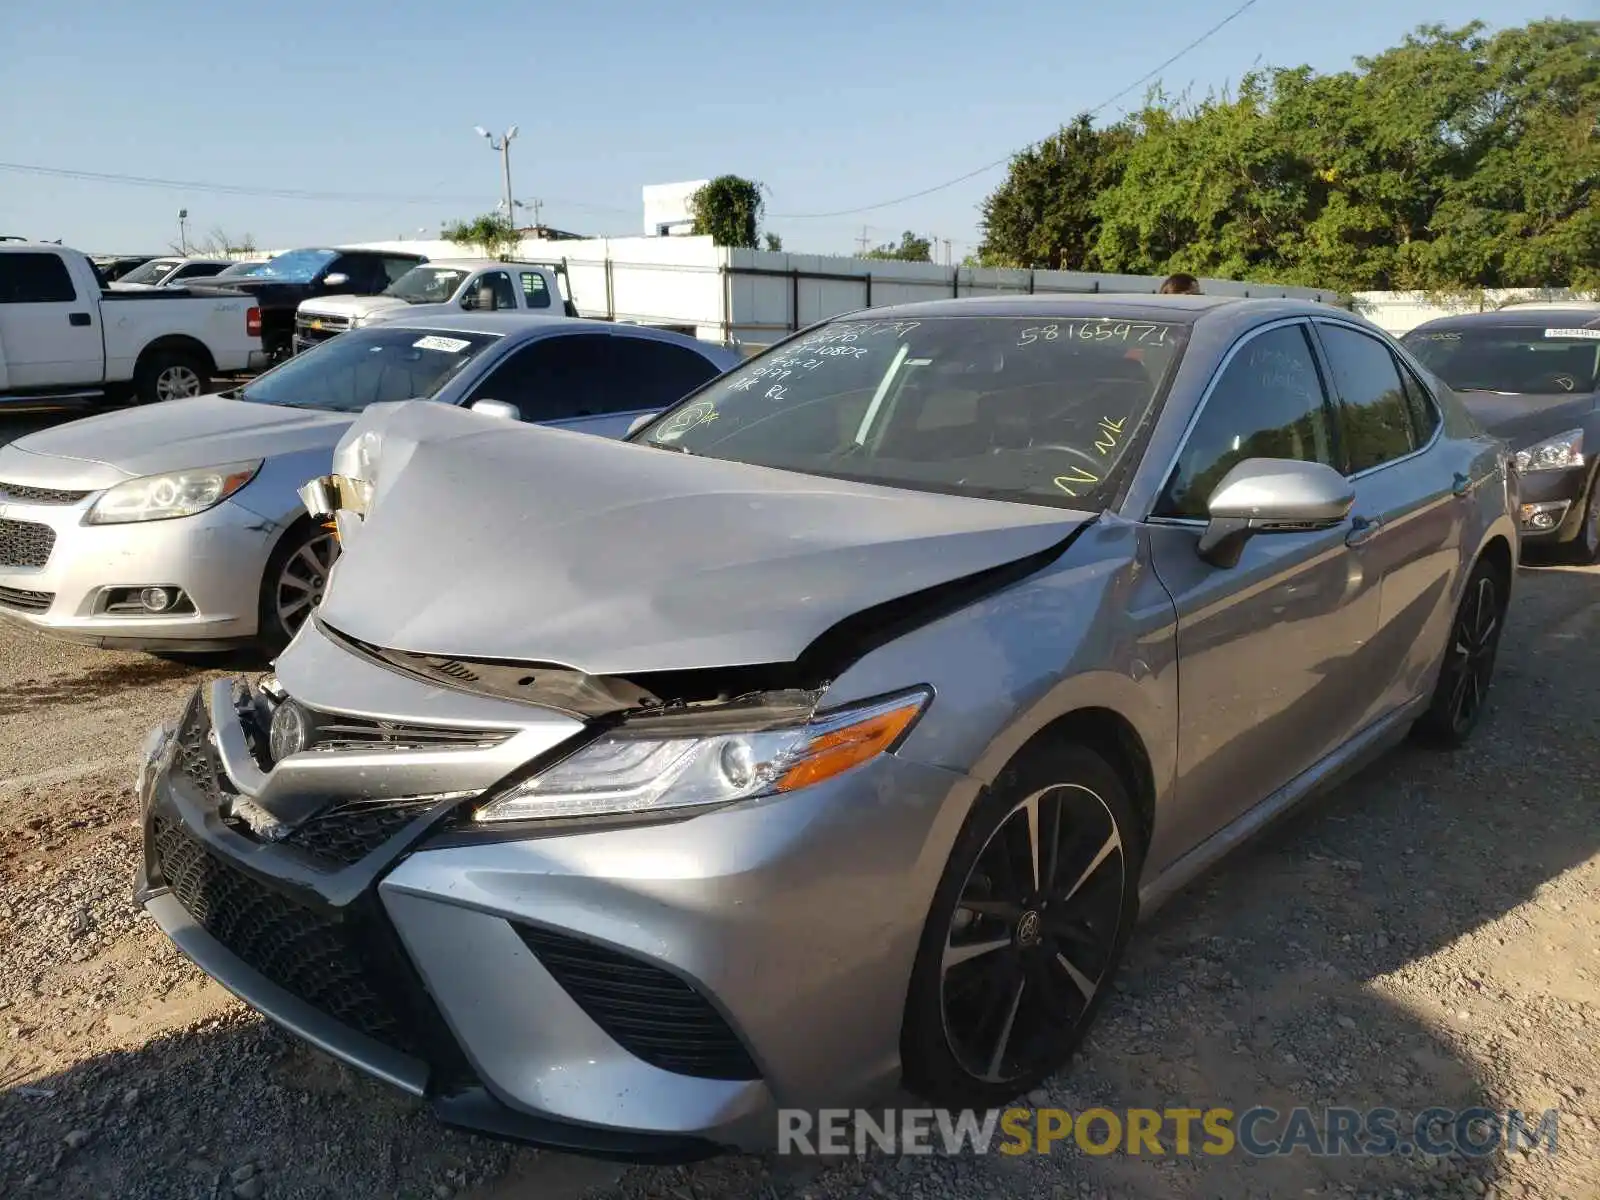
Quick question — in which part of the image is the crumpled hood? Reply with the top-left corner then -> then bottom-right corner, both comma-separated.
1457,389 -> 1599,447
320,401 -> 1088,676
7,396 -> 353,481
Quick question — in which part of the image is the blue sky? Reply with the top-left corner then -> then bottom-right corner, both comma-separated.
0,0 -> 1574,257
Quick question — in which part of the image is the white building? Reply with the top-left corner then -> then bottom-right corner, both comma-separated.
641,180 -> 706,238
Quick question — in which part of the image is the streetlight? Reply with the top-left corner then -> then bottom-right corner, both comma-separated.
474,125 -> 519,228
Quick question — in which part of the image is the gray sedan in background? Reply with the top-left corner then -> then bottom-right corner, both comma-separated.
0,314 -> 739,651
136,295 -> 1516,1157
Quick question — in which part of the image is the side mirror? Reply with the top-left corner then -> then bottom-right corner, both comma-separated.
459,292 -> 477,310
626,413 -> 654,437
1196,457 -> 1354,568
323,273 -> 351,287
470,399 -> 521,421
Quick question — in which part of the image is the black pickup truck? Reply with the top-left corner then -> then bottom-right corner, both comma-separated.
196,246 -> 428,363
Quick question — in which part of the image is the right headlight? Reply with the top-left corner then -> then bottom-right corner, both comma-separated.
473,688 -> 931,823
1514,429 -> 1584,473
86,460 -> 261,524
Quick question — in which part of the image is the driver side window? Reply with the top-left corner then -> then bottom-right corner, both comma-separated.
1155,323 -> 1338,520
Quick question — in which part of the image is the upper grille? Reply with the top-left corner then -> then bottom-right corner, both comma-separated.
152,815 -> 429,1057
0,518 -> 55,569
0,481 -> 90,505
284,796 -> 444,867
514,924 -> 760,1080
302,710 -> 513,753
0,586 -> 52,613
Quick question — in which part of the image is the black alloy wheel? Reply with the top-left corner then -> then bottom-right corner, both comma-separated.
903,744 -> 1142,1107
1415,556 -> 1507,747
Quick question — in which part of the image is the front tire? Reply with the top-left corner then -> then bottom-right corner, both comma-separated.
134,349 -> 209,405
1413,554 -> 1508,747
257,520 -> 339,653
1563,473 -> 1600,565
901,743 -> 1143,1109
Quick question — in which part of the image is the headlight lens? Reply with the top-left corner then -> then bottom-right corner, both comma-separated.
1514,429 -> 1584,473
473,689 -> 931,823
86,460 -> 261,524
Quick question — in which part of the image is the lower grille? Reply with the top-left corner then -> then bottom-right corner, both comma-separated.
0,585 -> 52,613
0,518 -> 55,568
152,815 -> 429,1057
514,924 -> 760,1080
285,796 -> 444,867
0,482 -> 89,505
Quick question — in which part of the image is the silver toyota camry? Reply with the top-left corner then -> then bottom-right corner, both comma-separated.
135,295 -> 1518,1158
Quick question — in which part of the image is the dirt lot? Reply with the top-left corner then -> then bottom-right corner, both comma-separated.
1,412 -> 1597,1199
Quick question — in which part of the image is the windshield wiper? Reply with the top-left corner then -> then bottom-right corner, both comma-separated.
645,440 -> 694,455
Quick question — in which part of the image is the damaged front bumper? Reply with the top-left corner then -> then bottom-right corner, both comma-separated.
132,618 -> 978,1156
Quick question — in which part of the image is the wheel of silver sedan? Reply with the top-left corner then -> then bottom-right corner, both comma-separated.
268,529 -> 340,644
1441,571 -> 1501,738
155,362 -> 204,401
940,782 -> 1127,1084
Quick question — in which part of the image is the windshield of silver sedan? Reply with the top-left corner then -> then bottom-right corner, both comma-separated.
235,327 -> 499,412
634,315 -> 1188,508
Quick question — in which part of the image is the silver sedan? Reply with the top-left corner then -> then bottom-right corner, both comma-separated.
136,295 -> 1516,1156
0,314 -> 739,652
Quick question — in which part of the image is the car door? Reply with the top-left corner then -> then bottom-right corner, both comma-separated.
1312,318 -> 1461,722
1144,319 -> 1382,857
577,333 -> 723,436
0,251 -> 102,388
460,332 -> 613,423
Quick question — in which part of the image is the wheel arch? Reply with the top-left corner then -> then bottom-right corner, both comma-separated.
135,334 -> 218,379
1002,707 -> 1157,850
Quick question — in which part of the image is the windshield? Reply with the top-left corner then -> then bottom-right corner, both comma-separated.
118,258 -> 180,284
634,314 -> 1189,508
214,261 -> 266,278
248,248 -> 338,284
383,266 -> 470,304
1404,325 -> 1600,395
235,326 -> 499,412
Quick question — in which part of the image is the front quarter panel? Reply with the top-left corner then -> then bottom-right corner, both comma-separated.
823,515 -> 1178,888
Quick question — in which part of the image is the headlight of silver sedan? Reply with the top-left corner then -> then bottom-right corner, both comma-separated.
86,460 -> 261,524
1513,429 -> 1584,473
474,688 -> 932,823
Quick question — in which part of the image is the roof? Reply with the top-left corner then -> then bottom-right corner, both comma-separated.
853,292 -> 1338,324
370,312 -> 608,335
398,258 -> 557,271
1406,304 -> 1600,332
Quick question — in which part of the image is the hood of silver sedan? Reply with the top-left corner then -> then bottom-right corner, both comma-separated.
318,402 -> 1089,676
7,396 -> 351,482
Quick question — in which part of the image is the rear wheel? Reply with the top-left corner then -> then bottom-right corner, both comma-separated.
257,521 -> 339,652
902,743 -> 1143,1108
1414,555 -> 1507,747
134,349 -> 209,405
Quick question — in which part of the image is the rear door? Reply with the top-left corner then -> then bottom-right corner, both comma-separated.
0,252 -> 103,388
1312,318 -> 1462,721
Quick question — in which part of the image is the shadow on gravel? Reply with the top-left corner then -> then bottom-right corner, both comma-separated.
0,659 -> 200,718
1,568 -> 1592,1200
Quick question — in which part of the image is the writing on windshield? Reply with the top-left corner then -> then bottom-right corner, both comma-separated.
640,315 -> 1188,509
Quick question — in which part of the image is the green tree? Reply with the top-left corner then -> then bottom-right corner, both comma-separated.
864,231 -> 934,262
978,114 -> 1132,269
764,232 -> 784,251
440,213 -> 521,258
689,176 -> 766,248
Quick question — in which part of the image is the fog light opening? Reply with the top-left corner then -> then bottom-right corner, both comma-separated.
141,587 -> 175,613
1519,501 -> 1570,532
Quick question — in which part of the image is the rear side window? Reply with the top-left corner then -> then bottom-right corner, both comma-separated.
1396,362 -> 1440,445
1318,324 -> 1417,473
0,253 -> 77,303
610,336 -> 720,411
1156,323 -> 1336,519
519,271 -> 552,309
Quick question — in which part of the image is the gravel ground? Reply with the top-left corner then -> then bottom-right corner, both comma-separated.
1,410 -> 1595,1199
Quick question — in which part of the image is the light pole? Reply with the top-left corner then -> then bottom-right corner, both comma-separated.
177,209 -> 189,254
473,125 -> 519,227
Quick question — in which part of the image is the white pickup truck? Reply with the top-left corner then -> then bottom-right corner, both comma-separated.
292,258 -> 576,353
0,243 -> 265,408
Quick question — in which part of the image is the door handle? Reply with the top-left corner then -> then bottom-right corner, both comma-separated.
1452,471 -> 1471,497
1345,515 -> 1383,547
69,312 -> 92,327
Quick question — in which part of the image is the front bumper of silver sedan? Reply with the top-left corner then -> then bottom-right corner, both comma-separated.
133,619 -> 975,1156
0,492 -> 274,649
